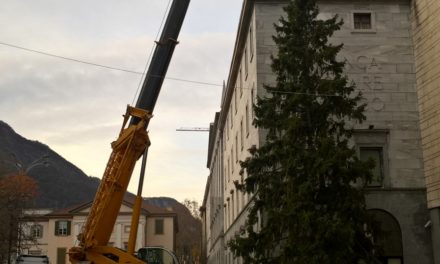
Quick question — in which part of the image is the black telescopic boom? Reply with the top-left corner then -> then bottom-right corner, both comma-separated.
131,0 -> 190,127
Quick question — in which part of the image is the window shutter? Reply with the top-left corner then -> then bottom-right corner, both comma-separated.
57,248 -> 67,264
66,221 -> 71,235
55,221 -> 59,235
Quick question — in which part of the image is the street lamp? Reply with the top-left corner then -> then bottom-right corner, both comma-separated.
3,153 -> 50,175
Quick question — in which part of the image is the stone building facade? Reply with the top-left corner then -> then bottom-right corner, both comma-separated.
202,0 -> 435,263
201,113 -> 225,264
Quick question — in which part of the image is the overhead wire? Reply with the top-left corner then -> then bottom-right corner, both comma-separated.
0,41 -> 143,75
0,41 -> 416,98
0,40 -> 223,87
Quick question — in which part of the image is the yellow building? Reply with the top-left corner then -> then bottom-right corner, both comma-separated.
412,1 -> 440,263
21,194 -> 178,264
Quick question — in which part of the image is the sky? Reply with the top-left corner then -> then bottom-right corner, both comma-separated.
0,0 -> 243,203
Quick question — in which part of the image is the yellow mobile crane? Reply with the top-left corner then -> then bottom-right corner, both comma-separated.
68,1 -> 190,264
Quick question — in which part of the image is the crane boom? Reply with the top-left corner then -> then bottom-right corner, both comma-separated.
68,1 -> 190,264
132,0 -> 190,126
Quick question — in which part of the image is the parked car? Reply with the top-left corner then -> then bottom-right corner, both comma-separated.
16,255 -> 49,264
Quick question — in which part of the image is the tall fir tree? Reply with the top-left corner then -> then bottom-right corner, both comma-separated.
228,0 -> 376,263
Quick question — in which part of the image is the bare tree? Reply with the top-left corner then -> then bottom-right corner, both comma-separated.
0,174 -> 38,264
180,199 -> 202,264
182,199 -> 201,220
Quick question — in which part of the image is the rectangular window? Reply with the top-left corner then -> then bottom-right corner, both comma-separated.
234,89 -> 238,114
231,148 -> 234,173
59,221 -> 67,235
227,199 -> 230,227
224,167 -> 227,190
124,225 -> 131,233
154,218 -> 164,235
55,220 -> 70,236
224,205 -> 227,229
240,119 -> 244,150
251,84 -> 255,119
236,190 -> 240,215
226,117 -> 229,140
245,103 -> 250,137
31,225 -> 43,238
231,193 -> 235,220
235,134 -> 239,163
223,133 -> 226,151
360,147 -> 384,187
240,68 -> 244,97
235,80 -> 239,113
249,23 -> 254,61
244,48 -> 248,81
354,12 -> 372,30
242,186 -> 245,209
227,158 -> 230,182
230,110 -> 233,128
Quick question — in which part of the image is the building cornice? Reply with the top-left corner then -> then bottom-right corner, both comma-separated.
219,0 -> 289,130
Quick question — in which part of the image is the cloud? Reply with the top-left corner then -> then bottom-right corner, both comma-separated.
0,0 -> 242,202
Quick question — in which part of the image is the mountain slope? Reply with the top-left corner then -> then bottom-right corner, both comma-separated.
0,120 -> 100,208
0,121 -> 202,260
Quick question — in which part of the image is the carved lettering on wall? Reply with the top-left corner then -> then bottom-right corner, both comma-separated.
371,97 -> 385,111
350,56 -> 383,73
347,56 -> 386,111
345,56 -> 384,78
367,58 -> 382,73
356,56 -> 369,69
363,75 -> 383,90
345,61 -> 354,72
